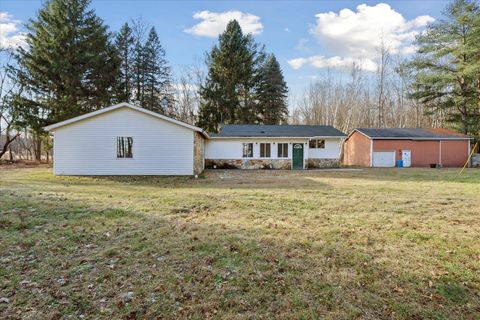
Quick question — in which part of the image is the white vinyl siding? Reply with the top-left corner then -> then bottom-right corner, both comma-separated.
308,138 -> 342,159
53,107 -> 194,175
206,139 -> 307,160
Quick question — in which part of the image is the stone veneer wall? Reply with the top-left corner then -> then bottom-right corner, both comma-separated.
205,158 -> 339,170
206,159 -> 292,170
193,132 -> 205,175
307,158 -> 340,168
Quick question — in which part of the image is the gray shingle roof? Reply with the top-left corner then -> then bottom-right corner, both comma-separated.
355,128 -> 471,139
210,124 -> 346,138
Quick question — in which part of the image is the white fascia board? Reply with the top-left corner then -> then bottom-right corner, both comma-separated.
345,129 -> 371,141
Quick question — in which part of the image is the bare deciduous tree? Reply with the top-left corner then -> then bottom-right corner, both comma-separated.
171,62 -> 205,124
0,49 -> 20,159
290,35 -> 447,133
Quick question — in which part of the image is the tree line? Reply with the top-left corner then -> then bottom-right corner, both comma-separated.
1,0 -> 479,161
291,0 -> 480,138
197,20 -> 288,132
0,0 -> 288,160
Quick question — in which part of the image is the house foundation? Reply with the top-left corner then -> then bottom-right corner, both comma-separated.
206,158 -> 339,170
307,158 -> 340,168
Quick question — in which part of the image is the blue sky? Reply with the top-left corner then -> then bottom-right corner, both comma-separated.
1,0 -> 449,98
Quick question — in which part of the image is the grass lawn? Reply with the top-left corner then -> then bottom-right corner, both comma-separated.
1,167 -> 479,319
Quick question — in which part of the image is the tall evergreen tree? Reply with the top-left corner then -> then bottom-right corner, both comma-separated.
197,20 -> 264,132
132,24 -> 146,106
409,0 -> 480,135
256,54 -> 289,124
143,27 -> 172,114
115,22 -> 134,103
13,0 -> 119,128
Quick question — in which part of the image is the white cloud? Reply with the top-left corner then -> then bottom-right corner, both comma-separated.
289,3 -> 434,71
0,12 -> 27,49
185,10 -> 263,37
289,55 -> 377,72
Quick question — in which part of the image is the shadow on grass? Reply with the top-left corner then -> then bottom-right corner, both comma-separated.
91,168 -> 480,186
12,168 -> 480,194
19,169 -> 333,191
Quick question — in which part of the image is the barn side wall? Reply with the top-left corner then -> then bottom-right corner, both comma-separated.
342,132 -> 371,166
439,140 -> 469,167
373,140 -> 439,167
372,139 -> 469,167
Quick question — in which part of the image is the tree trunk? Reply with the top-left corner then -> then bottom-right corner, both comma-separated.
34,137 -> 42,161
461,103 -> 468,135
0,132 -> 19,159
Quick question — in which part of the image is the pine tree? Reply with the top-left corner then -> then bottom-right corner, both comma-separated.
115,23 -> 134,103
256,54 -> 289,124
197,20 -> 264,132
13,0 -> 119,127
132,32 -> 146,106
409,0 -> 480,135
467,7 -> 480,133
143,27 -> 172,114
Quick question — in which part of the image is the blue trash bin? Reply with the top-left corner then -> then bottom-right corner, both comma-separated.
396,160 -> 403,168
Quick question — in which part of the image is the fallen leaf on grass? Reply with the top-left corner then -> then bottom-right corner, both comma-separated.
393,286 -> 404,293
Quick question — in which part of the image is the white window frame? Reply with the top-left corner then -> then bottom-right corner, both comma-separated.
242,143 -> 253,158
277,143 -> 288,158
117,136 -> 133,159
309,139 -> 325,149
260,143 -> 271,158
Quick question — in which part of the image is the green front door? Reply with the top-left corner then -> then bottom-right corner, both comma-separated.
292,143 -> 304,170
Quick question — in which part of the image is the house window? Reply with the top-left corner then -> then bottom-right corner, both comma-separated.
278,143 -> 288,158
117,137 -> 133,158
260,143 -> 271,158
242,143 -> 253,158
309,139 -> 325,149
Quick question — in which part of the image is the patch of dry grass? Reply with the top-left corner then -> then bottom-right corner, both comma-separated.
1,167 -> 479,319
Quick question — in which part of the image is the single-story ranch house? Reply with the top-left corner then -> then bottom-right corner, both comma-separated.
45,103 -> 346,175
205,125 -> 346,169
343,128 -> 472,167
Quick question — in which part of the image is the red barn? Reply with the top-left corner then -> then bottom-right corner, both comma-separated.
343,128 -> 472,167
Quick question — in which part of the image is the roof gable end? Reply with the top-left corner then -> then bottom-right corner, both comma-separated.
44,102 -> 209,138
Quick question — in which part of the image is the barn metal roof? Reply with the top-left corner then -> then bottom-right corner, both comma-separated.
209,124 -> 347,138
355,128 -> 471,140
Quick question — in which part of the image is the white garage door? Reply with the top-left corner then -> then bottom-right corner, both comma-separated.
372,151 -> 396,167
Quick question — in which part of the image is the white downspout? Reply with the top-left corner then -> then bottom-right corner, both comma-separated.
467,141 -> 471,168
439,140 -> 442,167
304,139 -> 308,169
370,139 -> 373,167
